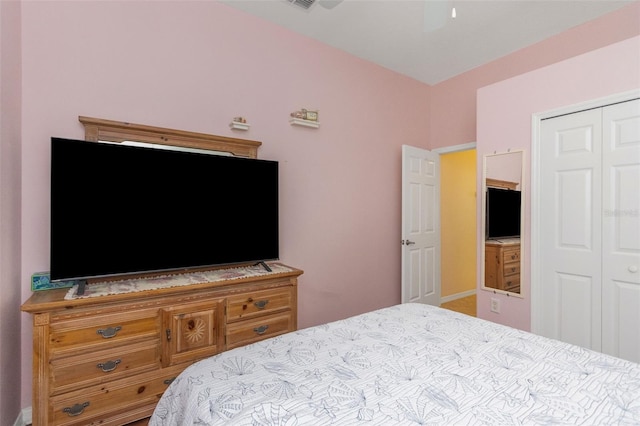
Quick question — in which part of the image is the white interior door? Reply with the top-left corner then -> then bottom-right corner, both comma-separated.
401,145 -> 440,305
539,108 -> 603,350
601,99 -> 640,363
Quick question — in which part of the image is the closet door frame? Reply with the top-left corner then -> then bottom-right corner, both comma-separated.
530,89 -> 640,335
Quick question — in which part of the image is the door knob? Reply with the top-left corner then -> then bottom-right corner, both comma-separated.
630,266 -> 639,273
402,240 -> 415,245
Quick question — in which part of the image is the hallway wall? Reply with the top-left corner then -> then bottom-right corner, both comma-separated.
440,149 -> 476,299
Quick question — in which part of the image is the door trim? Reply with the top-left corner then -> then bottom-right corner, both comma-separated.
433,142 -> 476,155
530,89 -> 640,334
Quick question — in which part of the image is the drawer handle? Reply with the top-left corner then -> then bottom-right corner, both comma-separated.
96,326 -> 122,339
164,377 -> 176,386
96,359 -> 121,373
254,325 -> 269,335
63,402 -> 89,417
254,300 -> 269,309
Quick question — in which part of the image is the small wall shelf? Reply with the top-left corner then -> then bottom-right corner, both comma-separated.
289,118 -> 320,129
229,122 -> 250,131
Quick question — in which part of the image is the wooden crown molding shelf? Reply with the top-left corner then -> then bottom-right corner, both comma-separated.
486,178 -> 518,190
79,116 -> 262,158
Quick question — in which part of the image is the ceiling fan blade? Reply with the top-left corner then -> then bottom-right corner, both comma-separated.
317,0 -> 343,9
423,0 -> 449,32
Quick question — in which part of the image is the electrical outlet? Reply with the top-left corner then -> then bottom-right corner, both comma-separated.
490,297 -> 501,313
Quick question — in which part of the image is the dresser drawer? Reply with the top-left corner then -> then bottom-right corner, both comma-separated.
503,262 -> 520,276
504,275 -> 520,290
226,287 -> 292,321
50,340 -> 159,395
502,249 -> 520,263
50,368 -> 179,426
226,312 -> 293,349
50,310 -> 158,354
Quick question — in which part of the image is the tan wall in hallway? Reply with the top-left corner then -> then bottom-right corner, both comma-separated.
441,149 -> 476,297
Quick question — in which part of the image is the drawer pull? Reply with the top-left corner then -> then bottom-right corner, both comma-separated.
164,377 -> 176,386
254,300 -> 269,309
63,402 -> 89,417
96,326 -> 122,339
96,359 -> 121,373
254,325 -> 269,335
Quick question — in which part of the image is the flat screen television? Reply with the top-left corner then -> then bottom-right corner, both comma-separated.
50,137 -> 279,284
485,187 -> 521,239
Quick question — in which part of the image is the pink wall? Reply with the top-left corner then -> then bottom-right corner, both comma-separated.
0,1 -> 22,424
429,2 -> 640,149
476,35 -> 640,330
18,1 -> 431,407
11,0 -> 640,416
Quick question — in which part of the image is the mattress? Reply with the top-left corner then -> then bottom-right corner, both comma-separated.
149,303 -> 640,425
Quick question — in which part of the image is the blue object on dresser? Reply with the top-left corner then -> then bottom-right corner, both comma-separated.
31,272 -> 77,291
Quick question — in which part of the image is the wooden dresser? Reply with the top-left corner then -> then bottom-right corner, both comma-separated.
485,240 -> 520,293
21,264 -> 302,426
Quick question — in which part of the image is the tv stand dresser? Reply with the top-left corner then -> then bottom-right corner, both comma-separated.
21,263 -> 303,425
21,117 -> 302,425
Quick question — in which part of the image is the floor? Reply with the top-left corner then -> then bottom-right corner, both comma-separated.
440,294 -> 476,317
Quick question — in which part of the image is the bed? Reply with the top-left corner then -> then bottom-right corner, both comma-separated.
149,303 -> 640,425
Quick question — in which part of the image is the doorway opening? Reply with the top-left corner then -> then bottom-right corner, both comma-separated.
435,143 -> 477,310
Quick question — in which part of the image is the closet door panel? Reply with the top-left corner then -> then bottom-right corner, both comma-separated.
539,109 -> 602,348
602,99 -> 640,363
607,281 -> 640,363
557,169 -> 594,249
556,273 -> 596,348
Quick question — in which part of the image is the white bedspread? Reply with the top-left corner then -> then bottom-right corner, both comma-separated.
150,303 -> 640,425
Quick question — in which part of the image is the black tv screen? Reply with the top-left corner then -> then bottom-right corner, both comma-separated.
50,137 -> 279,281
486,187 -> 521,239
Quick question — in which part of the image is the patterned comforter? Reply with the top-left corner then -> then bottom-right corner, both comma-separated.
149,303 -> 640,425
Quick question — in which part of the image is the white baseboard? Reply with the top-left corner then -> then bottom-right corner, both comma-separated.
440,289 -> 476,304
13,406 -> 31,426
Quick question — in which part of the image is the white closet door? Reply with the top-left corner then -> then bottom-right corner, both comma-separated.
601,99 -> 640,363
539,109 -> 603,350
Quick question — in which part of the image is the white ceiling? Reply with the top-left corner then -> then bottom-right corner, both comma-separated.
221,0 -> 635,85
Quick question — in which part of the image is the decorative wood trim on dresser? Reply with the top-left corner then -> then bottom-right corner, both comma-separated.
486,178 -> 518,190
78,116 -> 262,158
21,263 -> 302,426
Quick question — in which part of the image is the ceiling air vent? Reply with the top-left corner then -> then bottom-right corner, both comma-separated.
284,0 -> 317,10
